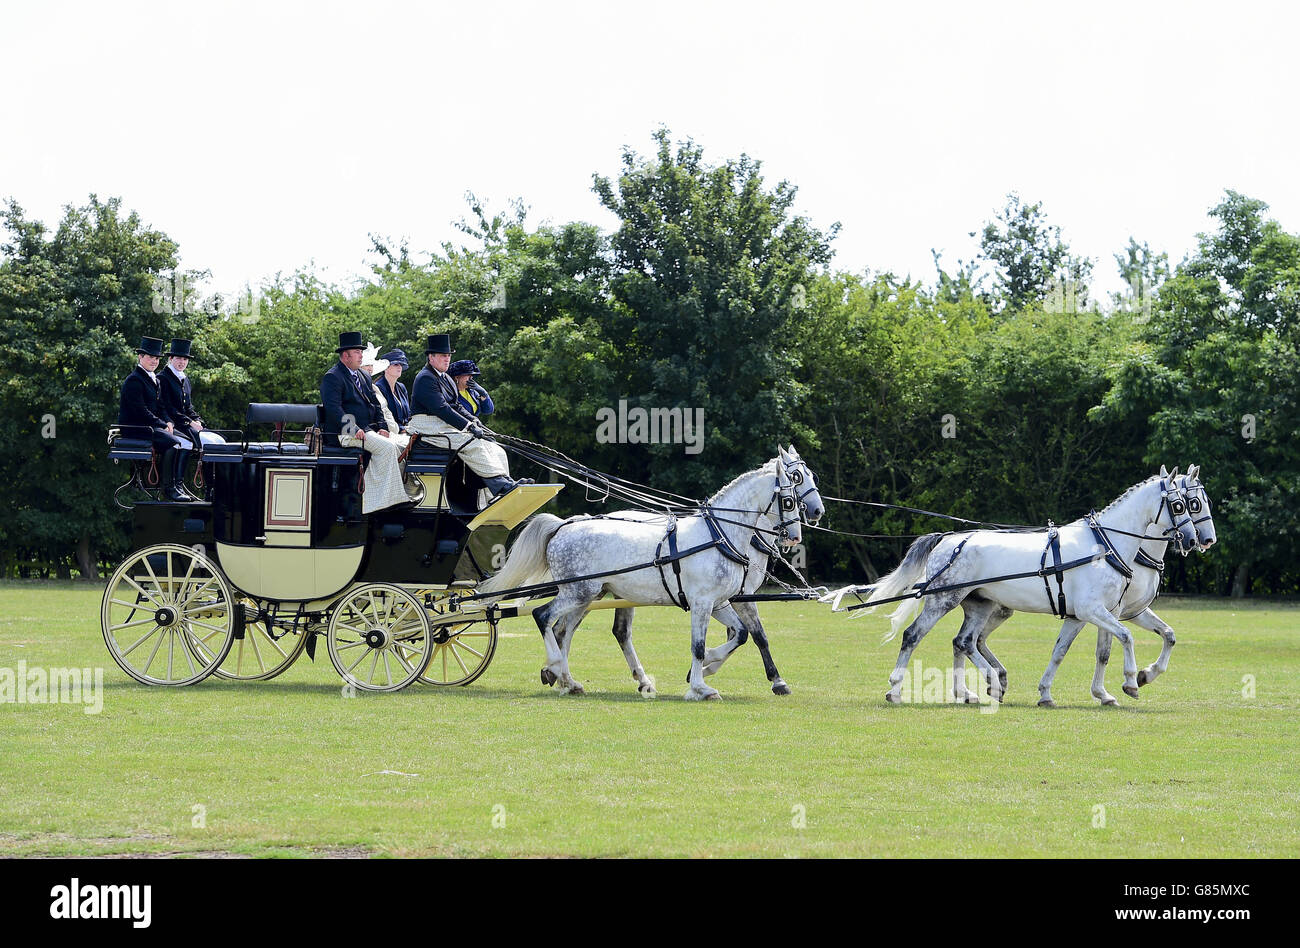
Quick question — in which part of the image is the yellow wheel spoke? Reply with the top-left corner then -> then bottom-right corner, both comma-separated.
346,646 -> 372,674
449,644 -> 470,676
450,638 -> 485,661
120,624 -> 162,657
112,616 -> 161,636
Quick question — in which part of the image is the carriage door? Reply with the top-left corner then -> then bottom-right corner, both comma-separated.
262,466 -> 314,547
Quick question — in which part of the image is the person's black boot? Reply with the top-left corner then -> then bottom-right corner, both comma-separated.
174,448 -> 200,500
161,448 -> 186,502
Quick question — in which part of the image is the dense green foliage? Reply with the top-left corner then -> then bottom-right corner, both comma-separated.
2,136 -> 1296,594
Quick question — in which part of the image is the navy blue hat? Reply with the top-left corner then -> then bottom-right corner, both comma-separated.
380,348 -> 409,369
168,338 -> 195,359
448,359 -> 480,377
135,336 -> 165,357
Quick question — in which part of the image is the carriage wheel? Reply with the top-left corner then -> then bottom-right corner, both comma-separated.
101,543 -> 236,686
326,584 -> 433,692
209,600 -> 310,681
417,616 -> 499,687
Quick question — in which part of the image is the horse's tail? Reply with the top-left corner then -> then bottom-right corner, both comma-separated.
859,532 -> 943,642
475,513 -> 564,602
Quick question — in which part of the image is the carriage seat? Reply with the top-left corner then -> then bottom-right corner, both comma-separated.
107,428 -> 156,461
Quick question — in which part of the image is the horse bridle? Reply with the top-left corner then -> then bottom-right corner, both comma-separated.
764,458 -> 821,542
1156,476 -> 1200,554
1173,476 -> 1213,548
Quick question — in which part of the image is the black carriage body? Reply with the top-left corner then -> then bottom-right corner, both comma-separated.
109,415 -> 504,598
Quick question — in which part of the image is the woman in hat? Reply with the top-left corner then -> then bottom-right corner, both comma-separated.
448,358 -> 495,420
319,331 -> 412,513
359,345 -> 410,451
117,336 -> 196,502
160,338 -> 226,448
374,348 -> 413,431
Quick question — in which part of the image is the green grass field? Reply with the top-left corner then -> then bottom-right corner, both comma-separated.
1,581 -> 1296,857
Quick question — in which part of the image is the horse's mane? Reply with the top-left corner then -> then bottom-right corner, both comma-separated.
1096,474 -> 1162,516
706,459 -> 777,506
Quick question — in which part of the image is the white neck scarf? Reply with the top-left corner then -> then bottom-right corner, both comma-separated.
168,362 -> 186,381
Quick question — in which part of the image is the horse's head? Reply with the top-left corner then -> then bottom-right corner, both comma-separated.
1176,464 -> 1217,551
778,444 -> 825,528
1156,465 -> 1201,555
773,451 -> 803,548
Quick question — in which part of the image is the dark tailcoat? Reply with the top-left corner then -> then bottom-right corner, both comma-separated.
118,366 -> 189,450
411,365 -> 476,430
375,375 -> 412,428
320,360 -> 388,445
159,365 -> 203,429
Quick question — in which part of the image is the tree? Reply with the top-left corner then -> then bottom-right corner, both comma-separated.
592,128 -> 837,496
978,193 -> 1093,311
0,196 -> 182,577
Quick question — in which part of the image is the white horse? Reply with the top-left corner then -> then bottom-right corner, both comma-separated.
1037,465 -> 1217,706
827,473 -> 1201,704
477,447 -> 825,700
606,505 -> 805,697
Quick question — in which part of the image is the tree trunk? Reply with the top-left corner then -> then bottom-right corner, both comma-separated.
76,531 -> 99,580
1230,562 -> 1250,598
56,558 -> 72,580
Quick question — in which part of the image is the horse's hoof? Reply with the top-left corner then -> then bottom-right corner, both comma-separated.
1037,698 -> 1056,708
885,692 -> 901,704
1100,697 -> 1118,707
540,668 -> 557,687
964,694 -> 981,705
704,692 -> 722,702
772,681 -> 792,696
1137,670 -> 1150,687
1123,684 -> 1140,699
560,682 -> 585,696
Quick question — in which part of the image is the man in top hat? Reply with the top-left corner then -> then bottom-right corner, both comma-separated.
374,348 -> 413,431
160,338 -> 226,449
320,331 -> 413,514
117,335 -> 197,502
448,358 -> 495,420
408,334 -> 526,507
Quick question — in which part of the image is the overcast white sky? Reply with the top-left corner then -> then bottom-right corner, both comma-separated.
3,0 -> 1296,303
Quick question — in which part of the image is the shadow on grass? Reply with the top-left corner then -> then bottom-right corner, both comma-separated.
100,678 -> 765,704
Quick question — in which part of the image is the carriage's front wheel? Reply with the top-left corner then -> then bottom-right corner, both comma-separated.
418,617 -> 499,687
101,544 -> 236,686
327,584 -> 433,692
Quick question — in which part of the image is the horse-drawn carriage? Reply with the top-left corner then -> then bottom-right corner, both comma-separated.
103,396 -> 1218,705
102,403 -> 562,691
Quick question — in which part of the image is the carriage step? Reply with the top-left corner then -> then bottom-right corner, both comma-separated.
465,483 -> 564,531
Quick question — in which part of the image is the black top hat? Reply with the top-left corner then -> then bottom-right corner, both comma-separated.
425,334 -> 455,355
336,331 -> 367,352
448,359 -> 481,377
135,336 -> 165,357
168,338 -> 195,359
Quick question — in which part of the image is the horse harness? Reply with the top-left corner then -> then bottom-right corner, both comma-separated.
655,465 -> 807,611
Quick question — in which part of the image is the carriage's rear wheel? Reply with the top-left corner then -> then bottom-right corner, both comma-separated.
417,617 -> 498,686
101,544 -> 236,686
209,600 -> 309,681
326,584 -> 433,692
